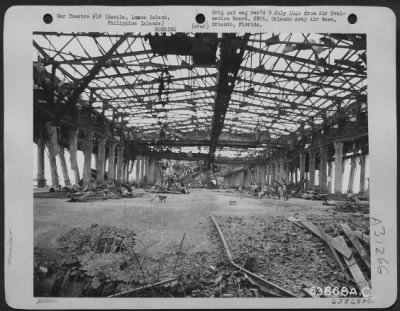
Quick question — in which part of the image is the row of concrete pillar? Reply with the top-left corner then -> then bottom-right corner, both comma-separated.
37,124 -> 120,188
134,156 -> 162,187
224,141 -> 368,196
36,123 -> 164,188
266,143 -> 341,194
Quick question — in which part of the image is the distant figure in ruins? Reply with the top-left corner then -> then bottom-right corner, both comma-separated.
282,182 -> 288,201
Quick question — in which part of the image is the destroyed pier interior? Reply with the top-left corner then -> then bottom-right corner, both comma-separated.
33,32 -> 370,298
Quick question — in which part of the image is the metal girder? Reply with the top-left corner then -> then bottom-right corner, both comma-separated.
107,86 -> 214,101
56,33 -> 132,120
46,50 -> 152,65
133,139 -> 285,148
246,45 -> 366,76
209,33 -> 249,162
90,73 -> 216,91
142,151 -> 265,165
239,66 -> 354,94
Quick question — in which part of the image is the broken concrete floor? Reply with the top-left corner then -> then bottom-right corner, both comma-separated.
34,189 -> 369,297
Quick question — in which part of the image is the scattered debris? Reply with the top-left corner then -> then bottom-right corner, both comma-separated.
210,215 -> 297,297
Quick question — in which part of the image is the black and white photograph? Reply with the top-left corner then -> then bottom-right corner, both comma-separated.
31,31 -> 372,299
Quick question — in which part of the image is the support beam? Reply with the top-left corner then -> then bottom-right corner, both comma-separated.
145,157 -> 150,185
126,161 -> 130,183
108,142 -> 117,181
116,145 -> 124,182
347,152 -> 357,193
279,158 -> 285,183
334,142 -> 344,196
45,122 -> 60,189
36,137 -> 46,188
299,153 -> 306,186
209,34 -> 249,163
308,150 -> 316,190
260,165 -> 266,187
328,161 -> 333,193
59,147 -> 71,186
82,131 -> 94,187
147,158 -> 154,185
359,154 -> 366,193
122,160 -> 128,183
319,146 -> 328,192
140,156 -> 145,187
57,33 -> 131,120
129,159 -> 135,174
68,129 -> 80,184
135,156 -> 141,185
96,137 -> 107,185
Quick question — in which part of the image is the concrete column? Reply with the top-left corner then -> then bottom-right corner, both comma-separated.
260,165 -> 266,187
328,161 -> 333,193
122,160 -> 128,183
334,142 -> 344,196
271,163 -> 276,184
68,129 -> 80,185
299,153 -> 306,185
108,142 -> 117,181
127,161 -> 131,182
82,130 -> 94,187
140,156 -> 145,186
285,163 -> 290,184
147,158 -> 153,184
359,154 -> 366,193
279,158 -> 285,183
153,160 -> 159,184
135,156 -> 141,185
96,137 -> 107,185
45,122 -> 60,189
319,146 -> 328,193
37,137 -> 46,187
144,157 -> 150,185
308,150 -> 316,190
116,145 -> 124,182
129,159 -> 135,175
59,147 -> 71,186
347,154 -> 357,193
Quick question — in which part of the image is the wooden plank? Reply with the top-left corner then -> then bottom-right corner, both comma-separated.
300,221 -> 352,259
315,224 -> 348,273
333,236 -> 371,294
340,224 -> 370,269
286,216 -> 307,229
353,230 -> 370,245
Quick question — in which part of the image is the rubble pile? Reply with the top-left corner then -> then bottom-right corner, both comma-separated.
213,214 -> 370,297
34,211 -> 371,298
65,182 -> 146,202
34,224 -> 138,297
